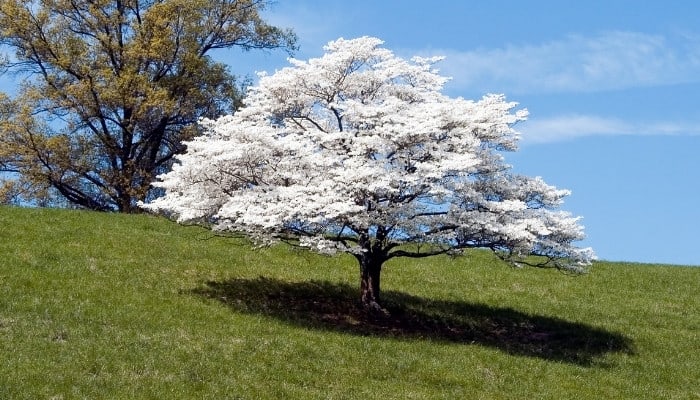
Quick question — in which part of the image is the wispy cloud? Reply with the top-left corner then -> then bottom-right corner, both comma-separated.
518,114 -> 700,144
431,31 -> 700,94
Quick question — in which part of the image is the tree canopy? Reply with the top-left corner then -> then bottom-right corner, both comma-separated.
0,0 -> 296,211
142,37 -> 595,310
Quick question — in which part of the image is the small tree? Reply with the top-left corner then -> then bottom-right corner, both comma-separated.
143,37 -> 595,310
0,0 -> 296,211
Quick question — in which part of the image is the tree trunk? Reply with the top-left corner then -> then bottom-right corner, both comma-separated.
358,254 -> 386,313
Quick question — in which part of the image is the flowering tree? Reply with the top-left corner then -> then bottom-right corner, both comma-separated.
142,37 -> 594,311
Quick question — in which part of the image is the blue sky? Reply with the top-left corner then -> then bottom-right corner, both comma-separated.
214,0 -> 700,266
1,1 -> 697,265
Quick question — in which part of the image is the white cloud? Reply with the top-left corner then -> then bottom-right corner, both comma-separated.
518,114 -> 700,144
430,31 -> 700,94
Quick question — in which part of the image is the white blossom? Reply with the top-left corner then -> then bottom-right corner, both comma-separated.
142,36 -> 595,274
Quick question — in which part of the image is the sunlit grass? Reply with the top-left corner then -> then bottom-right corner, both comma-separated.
0,206 -> 698,399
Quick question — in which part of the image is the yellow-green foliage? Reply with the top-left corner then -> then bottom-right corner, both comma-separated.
0,0 -> 296,211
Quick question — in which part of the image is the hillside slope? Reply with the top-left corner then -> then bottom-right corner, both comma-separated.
0,206 -> 698,399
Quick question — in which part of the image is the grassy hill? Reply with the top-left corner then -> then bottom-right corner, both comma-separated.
0,206 -> 698,399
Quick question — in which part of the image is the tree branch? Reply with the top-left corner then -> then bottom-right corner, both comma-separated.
387,248 -> 450,259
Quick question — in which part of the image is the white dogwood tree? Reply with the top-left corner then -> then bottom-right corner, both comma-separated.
142,37 -> 595,311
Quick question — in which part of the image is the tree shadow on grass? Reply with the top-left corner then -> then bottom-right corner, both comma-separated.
192,277 -> 634,366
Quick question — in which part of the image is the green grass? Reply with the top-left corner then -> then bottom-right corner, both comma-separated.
0,206 -> 698,399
